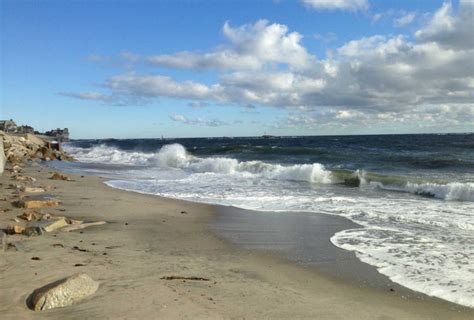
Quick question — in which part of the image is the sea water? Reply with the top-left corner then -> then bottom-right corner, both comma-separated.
60,134 -> 474,307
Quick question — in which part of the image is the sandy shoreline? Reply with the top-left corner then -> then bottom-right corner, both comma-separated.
1,162 -> 473,319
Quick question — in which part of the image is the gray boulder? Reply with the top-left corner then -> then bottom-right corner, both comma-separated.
27,273 -> 99,311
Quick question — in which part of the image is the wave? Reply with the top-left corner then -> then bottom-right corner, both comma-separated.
370,181 -> 474,202
65,143 -> 333,184
65,143 -> 474,201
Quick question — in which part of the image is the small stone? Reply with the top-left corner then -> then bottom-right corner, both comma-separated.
21,186 -> 46,193
17,211 -> 51,221
43,218 -> 69,232
27,273 -> 99,311
13,175 -> 36,182
15,199 -> 60,209
23,226 -> 43,237
14,195 -> 60,209
6,224 -> 26,234
50,173 -> 71,181
14,225 -> 25,234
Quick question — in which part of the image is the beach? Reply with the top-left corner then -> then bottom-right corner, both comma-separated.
1,162 -> 473,319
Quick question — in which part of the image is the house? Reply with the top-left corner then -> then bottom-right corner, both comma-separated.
44,128 -> 70,142
17,125 -> 35,134
0,119 -> 18,133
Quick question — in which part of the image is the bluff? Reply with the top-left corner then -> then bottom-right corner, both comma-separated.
0,131 -> 73,174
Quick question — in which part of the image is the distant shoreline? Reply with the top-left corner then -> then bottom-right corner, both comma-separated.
67,131 -> 474,141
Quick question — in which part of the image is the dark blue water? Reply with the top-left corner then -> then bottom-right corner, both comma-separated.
69,133 -> 474,181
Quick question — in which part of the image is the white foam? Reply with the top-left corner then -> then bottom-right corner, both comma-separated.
64,144 -> 158,165
368,181 -> 474,202
331,228 -> 474,308
66,143 -> 333,184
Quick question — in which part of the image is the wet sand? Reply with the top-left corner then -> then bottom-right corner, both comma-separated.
0,162 -> 473,319
212,207 -> 411,292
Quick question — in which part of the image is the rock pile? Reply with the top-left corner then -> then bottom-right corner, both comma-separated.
0,131 -> 73,169
6,210 -> 106,236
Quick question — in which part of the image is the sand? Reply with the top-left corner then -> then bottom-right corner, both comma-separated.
0,162 -> 473,319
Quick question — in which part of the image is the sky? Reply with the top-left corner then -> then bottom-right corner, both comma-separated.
1,0 -> 473,139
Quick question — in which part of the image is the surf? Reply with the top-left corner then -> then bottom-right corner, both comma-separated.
65,143 -> 474,202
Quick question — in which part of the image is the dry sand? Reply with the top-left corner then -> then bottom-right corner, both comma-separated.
0,163 -> 473,319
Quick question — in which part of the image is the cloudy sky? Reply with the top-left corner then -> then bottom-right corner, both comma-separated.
2,0 -> 473,138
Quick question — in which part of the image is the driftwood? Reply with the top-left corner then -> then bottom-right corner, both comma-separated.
160,276 -> 210,281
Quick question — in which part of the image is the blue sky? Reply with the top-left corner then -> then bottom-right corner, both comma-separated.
1,0 -> 473,138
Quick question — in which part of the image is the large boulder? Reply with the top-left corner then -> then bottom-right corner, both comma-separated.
26,133 -> 47,148
27,273 -> 99,311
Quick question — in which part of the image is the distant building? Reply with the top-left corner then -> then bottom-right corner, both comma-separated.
1,119 -> 70,142
0,119 -> 17,133
17,125 -> 35,134
44,128 -> 69,142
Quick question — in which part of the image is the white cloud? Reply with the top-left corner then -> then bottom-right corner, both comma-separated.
145,20 -> 314,71
278,104 -> 474,132
415,0 -> 474,50
60,91 -> 109,101
372,12 -> 384,23
301,0 -> 369,11
394,12 -> 416,27
105,74 -> 215,100
65,1 -> 474,132
169,114 -> 229,127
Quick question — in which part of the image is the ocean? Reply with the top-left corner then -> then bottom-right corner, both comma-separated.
57,134 -> 473,307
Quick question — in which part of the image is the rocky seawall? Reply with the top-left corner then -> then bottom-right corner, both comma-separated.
0,131 -> 73,174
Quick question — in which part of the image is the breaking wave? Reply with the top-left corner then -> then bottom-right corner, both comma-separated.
65,143 -> 473,201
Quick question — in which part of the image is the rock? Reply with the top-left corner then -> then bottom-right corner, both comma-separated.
6,143 -> 30,164
2,132 -> 73,164
26,133 -> 47,148
23,226 -> 43,237
15,199 -> 60,209
14,195 -> 60,209
50,173 -> 72,181
13,165 -> 23,173
43,217 -> 69,232
13,175 -> 36,182
27,273 -> 99,311
17,211 -> 51,221
5,224 -> 26,234
21,186 -> 46,193
61,221 -> 106,232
